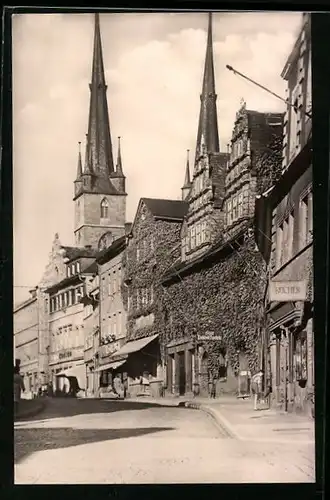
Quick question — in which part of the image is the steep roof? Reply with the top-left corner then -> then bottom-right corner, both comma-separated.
194,12 -> 220,163
62,246 -> 99,262
96,235 -> 126,265
142,198 -> 189,221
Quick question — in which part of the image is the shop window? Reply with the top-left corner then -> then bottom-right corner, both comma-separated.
295,330 -> 308,384
275,335 -> 281,386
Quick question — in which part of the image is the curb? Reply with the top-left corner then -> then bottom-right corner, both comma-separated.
15,400 -> 47,421
184,401 -> 238,439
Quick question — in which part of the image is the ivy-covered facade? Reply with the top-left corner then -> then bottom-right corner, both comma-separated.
162,225 -> 266,397
121,198 -> 188,397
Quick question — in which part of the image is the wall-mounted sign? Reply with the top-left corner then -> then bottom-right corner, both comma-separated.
197,334 -> 222,341
269,280 -> 307,303
59,350 -> 72,360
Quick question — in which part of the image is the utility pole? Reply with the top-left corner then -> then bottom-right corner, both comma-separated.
226,64 -> 312,120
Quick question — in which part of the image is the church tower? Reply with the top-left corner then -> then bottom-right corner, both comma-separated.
73,13 -> 127,250
182,13 -> 228,262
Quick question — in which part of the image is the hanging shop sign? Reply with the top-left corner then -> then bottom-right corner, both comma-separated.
269,280 -> 307,303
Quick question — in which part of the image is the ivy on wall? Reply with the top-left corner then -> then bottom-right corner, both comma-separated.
121,203 -> 182,359
161,228 -> 267,376
255,133 -> 284,195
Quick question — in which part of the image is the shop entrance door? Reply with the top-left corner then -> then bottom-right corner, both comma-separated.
178,351 -> 186,395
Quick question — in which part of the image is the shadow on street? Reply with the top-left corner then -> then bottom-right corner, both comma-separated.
21,398 -> 186,422
14,426 -> 175,464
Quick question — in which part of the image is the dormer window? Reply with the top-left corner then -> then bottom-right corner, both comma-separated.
101,198 -> 109,218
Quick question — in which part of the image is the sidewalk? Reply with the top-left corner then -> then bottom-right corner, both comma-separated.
122,395 -> 315,444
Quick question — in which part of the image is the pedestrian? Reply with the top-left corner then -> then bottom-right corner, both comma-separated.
211,378 -> 216,399
251,369 -> 263,410
123,377 -> 128,399
14,365 -> 25,415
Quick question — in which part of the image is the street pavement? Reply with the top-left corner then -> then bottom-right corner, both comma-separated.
14,398 -> 315,484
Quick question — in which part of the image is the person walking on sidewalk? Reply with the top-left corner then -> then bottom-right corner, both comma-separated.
14,365 -> 25,415
251,369 -> 263,410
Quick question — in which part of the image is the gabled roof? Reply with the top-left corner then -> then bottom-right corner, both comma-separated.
62,246 -> 99,263
142,198 -> 189,221
96,235 -> 127,265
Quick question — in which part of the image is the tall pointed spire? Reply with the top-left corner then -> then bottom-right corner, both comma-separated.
181,149 -> 192,200
76,141 -> 82,178
183,149 -> 191,187
116,136 -> 124,176
85,13 -> 115,184
195,12 -> 220,162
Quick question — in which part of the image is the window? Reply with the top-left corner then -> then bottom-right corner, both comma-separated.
275,223 -> 283,268
282,212 -> 294,263
190,226 -> 196,249
196,224 -> 201,247
76,262 -> 81,274
201,221 -> 206,243
150,286 -> 154,304
67,266 -> 71,278
227,199 -> 232,225
136,246 -> 140,262
300,189 -> 313,248
70,289 -> 75,305
289,85 -> 300,158
113,316 -> 117,336
108,281 -> 112,296
101,198 -> 109,218
238,192 -> 244,218
63,292 -> 68,307
71,264 -> 75,275
232,196 -> 238,221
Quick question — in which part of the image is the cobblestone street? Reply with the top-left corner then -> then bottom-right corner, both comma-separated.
14,398 -> 315,484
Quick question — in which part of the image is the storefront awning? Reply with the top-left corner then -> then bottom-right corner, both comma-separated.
56,363 -> 85,389
95,359 -> 126,372
113,334 -> 159,358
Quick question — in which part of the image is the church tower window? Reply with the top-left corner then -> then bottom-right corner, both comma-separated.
101,198 -> 109,219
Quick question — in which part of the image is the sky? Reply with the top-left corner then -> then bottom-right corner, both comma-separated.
13,11 -> 303,305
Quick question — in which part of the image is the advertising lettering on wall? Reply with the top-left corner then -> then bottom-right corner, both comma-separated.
268,280 -> 307,302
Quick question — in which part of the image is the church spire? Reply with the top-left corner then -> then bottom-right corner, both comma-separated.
195,12 -> 220,162
76,141 -> 82,178
181,149 -> 192,200
116,136 -> 124,177
85,13 -> 115,182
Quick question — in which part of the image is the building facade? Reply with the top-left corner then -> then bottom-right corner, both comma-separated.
82,271 -> 100,397
45,251 -> 98,394
256,13 -> 313,414
161,14 -> 284,399
224,101 -> 284,239
95,235 -> 128,397
120,198 -> 188,398
13,289 -> 39,398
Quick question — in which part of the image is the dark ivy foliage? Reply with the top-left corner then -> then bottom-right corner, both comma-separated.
255,133 -> 284,195
161,227 -> 267,376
